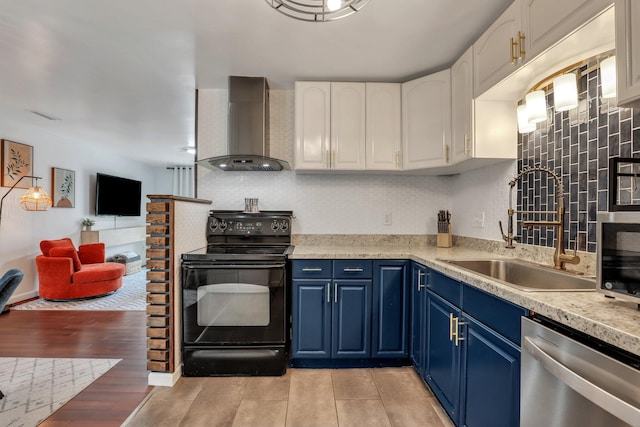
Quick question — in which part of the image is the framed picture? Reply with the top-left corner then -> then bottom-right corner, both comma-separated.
1,139 -> 33,188
52,167 -> 75,208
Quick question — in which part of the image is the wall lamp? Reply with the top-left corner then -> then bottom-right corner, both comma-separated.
0,175 -> 52,227
517,52 -> 617,134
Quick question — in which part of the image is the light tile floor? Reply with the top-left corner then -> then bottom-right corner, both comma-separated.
124,367 -> 454,427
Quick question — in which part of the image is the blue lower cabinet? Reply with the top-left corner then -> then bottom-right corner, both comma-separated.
410,262 -> 428,374
291,277 -> 372,359
291,280 -> 331,358
372,260 -> 409,358
425,290 -> 462,425
332,280 -> 372,358
460,315 -> 520,427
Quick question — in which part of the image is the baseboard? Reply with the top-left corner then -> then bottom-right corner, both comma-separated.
148,367 -> 182,387
8,290 -> 39,306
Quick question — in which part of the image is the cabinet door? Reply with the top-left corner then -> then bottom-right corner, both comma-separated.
402,70 -> 451,169
366,83 -> 402,170
292,280 -> 331,358
451,46 -> 474,165
425,291 -> 461,425
616,0 -> 640,108
473,1 -> 521,97
331,82 -> 366,170
522,0 -> 611,62
372,260 -> 409,358
410,263 -> 428,375
332,280 -> 372,358
295,82 -> 331,170
460,315 -> 521,427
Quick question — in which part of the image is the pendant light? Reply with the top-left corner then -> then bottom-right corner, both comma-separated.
553,73 -> 579,112
600,56 -> 617,99
265,0 -> 370,22
525,90 -> 547,124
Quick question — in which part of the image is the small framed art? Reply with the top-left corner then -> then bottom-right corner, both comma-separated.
1,139 -> 33,188
52,167 -> 75,208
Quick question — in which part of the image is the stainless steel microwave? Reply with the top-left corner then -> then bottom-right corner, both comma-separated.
597,212 -> 640,303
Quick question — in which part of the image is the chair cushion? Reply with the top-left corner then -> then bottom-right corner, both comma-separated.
49,247 -> 82,272
73,262 -> 125,284
40,238 -> 76,256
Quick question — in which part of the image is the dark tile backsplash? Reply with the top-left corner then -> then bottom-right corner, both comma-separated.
517,62 -> 640,253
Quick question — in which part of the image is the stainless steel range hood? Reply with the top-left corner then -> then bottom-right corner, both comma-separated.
198,76 -> 290,172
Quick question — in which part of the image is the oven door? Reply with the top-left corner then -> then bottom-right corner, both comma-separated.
182,262 -> 286,346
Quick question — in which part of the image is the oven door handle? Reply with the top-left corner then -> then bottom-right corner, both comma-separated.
183,263 -> 286,270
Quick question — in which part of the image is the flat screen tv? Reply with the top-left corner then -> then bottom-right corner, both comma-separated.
95,173 -> 142,216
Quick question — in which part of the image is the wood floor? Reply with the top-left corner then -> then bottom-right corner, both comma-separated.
0,310 -> 151,426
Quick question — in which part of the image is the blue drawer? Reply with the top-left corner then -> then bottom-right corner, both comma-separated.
292,260 -> 332,279
333,260 -> 373,279
462,284 -> 528,345
426,269 -> 462,307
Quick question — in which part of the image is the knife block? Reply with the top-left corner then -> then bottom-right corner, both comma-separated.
437,225 -> 452,248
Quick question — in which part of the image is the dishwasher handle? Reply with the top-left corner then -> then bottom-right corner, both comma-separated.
523,336 -> 640,426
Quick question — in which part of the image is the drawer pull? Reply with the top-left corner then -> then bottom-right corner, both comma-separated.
343,268 -> 364,272
301,268 -> 323,272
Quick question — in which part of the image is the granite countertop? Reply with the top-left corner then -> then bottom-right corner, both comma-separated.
291,243 -> 640,357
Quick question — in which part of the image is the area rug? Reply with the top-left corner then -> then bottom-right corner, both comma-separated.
13,269 -> 146,311
0,357 -> 121,427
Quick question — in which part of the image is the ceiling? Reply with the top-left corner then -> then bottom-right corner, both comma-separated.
0,0 -> 512,167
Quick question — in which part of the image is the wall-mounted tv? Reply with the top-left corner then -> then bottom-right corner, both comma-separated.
95,173 -> 142,217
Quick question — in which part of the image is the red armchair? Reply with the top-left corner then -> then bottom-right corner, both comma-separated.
36,238 -> 125,300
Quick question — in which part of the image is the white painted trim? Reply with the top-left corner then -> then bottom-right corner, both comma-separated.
9,290 -> 39,305
148,367 -> 182,387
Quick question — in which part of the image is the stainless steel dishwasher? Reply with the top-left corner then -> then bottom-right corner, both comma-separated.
521,317 -> 640,427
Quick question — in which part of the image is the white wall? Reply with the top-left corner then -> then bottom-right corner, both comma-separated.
0,131 -> 168,303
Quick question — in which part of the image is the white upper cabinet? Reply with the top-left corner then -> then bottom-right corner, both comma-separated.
366,83 -> 402,170
402,70 -> 451,170
451,46 -> 474,165
522,0 -> 612,61
615,0 -> 640,108
331,83 -> 366,170
295,82 -> 331,170
473,1 -> 522,98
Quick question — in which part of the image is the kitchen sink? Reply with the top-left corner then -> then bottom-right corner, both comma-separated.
442,259 -> 596,292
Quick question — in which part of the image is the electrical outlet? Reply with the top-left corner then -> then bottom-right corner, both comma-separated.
384,212 -> 392,225
472,211 -> 485,228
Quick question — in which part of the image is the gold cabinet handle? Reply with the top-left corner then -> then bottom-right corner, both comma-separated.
395,151 -> 400,168
326,149 -> 330,168
454,317 -> 466,347
333,149 -> 336,167
445,145 -> 450,164
449,313 -> 455,341
510,37 -> 518,64
464,134 -> 471,155
518,31 -> 526,59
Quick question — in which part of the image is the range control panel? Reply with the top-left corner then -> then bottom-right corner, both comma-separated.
207,211 -> 291,236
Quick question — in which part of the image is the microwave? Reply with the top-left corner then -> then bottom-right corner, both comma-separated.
597,212 -> 640,303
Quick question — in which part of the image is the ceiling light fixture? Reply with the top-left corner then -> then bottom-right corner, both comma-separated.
265,0 -> 370,22
553,73 -> 579,112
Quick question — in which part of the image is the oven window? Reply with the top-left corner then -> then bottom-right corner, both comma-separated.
197,283 -> 270,327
